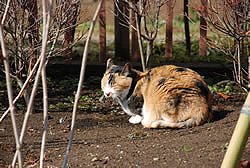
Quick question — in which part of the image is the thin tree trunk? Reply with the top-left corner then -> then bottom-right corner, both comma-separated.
184,0 -> 191,55
199,0 -> 207,57
40,67 -> 48,168
165,0 -> 173,57
248,56 -> 250,88
146,40 -> 153,69
99,0 -> 106,63
16,78 -> 31,108
114,1 -> 130,61
0,20 -> 23,168
62,0 -> 103,167
135,14 -> 146,72
131,4 -> 140,62
1,1 -> 22,166
64,0 -> 73,63
0,56 -> 41,123
27,0 -> 39,73
12,0 -> 52,165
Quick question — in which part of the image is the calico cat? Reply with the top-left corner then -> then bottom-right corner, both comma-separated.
101,59 -> 213,128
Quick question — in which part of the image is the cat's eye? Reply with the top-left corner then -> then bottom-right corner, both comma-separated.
108,74 -> 114,84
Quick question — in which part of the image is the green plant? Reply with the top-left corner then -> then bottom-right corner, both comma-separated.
65,96 -> 74,104
183,144 -> 191,152
221,142 -> 229,152
16,103 -> 24,110
189,8 -> 200,23
79,95 -> 89,102
49,104 -> 56,110
127,130 -> 148,139
57,102 -> 67,110
110,109 -> 118,114
0,103 -> 6,111
78,105 -> 86,110
208,85 -> 218,93
0,80 -> 6,88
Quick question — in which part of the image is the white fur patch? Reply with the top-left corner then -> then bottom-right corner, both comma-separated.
151,120 -> 161,128
141,104 -> 152,127
103,82 -> 130,101
162,116 -> 172,122
103,83 -> 116,98
142,104 -> 146,116
120,103 -> 136,116
129,115 -> 142,124
103,81 -> 136,117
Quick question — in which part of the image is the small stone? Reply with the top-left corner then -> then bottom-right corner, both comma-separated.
153,158 -> 159,161
59,117 -> 64,124
103,156 -> 109,164
104,156 -> 109,160
91,157 -> 99,162
87,153 -> 95,157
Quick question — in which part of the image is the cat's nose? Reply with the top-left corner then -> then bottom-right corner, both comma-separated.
105,92 -> 111,97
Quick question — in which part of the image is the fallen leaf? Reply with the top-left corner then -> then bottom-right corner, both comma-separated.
216,91 -> 231,99
239,160 -> 250,168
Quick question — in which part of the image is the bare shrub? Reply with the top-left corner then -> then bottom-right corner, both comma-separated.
190,0 -> 250,91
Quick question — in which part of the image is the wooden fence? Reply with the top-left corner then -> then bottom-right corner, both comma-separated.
97,0 -> 208,63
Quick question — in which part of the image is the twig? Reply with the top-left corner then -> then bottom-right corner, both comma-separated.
62,0 -> 103,167
1,0 -> 10,24
40,68 -> 49,168
0,14 -> 23,168
135,13 -> 146,72
40,1 -> 52,167
11,0 -> 52,166
0,56 -> 41,123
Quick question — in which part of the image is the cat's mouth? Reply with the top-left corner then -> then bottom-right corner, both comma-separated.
99,92 -> 116,102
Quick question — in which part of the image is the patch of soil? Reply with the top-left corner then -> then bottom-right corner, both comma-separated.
0,73 -> 249,168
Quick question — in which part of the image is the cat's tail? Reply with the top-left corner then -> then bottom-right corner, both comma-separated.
150,118 -> 200,128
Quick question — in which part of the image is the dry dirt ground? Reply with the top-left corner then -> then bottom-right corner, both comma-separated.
0,70 -> 249,168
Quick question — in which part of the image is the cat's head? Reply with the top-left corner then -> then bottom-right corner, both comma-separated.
101,59 -> 133,101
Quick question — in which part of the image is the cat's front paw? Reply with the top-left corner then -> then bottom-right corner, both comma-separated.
129,115 -> 142,124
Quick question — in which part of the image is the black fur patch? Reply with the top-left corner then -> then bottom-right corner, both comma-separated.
128,95 -> 144,115
157,78 -> 167,87
109,66 -> 122,73
176,67 -> 187,72
175,95 -> 182,107
108,74 -> 114,84
196,80 -> 209,99
145,70 -> 151,81
107,66 -> 122,85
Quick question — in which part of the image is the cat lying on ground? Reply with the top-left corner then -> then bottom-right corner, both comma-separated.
101,59 -> 213,128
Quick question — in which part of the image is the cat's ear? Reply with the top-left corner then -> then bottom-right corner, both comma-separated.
106,58 -> 114,69
121,63 -> 132,77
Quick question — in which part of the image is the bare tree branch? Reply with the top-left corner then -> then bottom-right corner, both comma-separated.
0,20 -> 23,168
114,0 -> 168,70
11,0 -> 52,166
62,0 -> 104,167
190,0 -> 249,90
